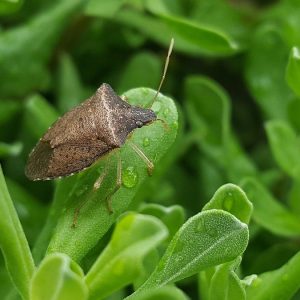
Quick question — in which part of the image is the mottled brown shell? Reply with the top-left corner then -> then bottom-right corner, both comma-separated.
25,83 -> 156,180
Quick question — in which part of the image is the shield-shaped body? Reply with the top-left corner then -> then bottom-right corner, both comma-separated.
25,83 -> 156,180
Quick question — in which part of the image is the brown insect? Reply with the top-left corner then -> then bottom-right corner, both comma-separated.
25,39 -> 174,224
25,83 -> 156,180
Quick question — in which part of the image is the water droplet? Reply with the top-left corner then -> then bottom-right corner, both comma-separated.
172,121 -> 178,129
152,102 -> 161,113
143,137 -> 150,147
163,108 -> 170,117
122,166 -> 138,188
223,196 -> 234,211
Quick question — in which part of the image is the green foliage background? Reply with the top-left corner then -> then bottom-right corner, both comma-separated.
1,0 -> 300,299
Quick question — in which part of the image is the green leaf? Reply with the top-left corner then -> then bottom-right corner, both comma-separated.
46,88 -> 178,262
30,253 -> 88,300
286,47 -> 300,97
85,0 -> 123,18
241,177 -> 300,237
0,100 -> 20,126
202,183 -> 253,224
227,269 -> 246,300
185,75 -> 256,182
86,0 -> 245,56
287,98 -> 300,131
263,0 -> 300,47
200,185 -> 250,300
246,242 -> 299,276
117,52 -> 162,94
0,165 -> 35,300
0,0 -> 84,98
151,15 -> 237,56
5,178 -> 48,245
32,176 -> 75,263
116,10 -> 198,56
139,203 -> 185,239
131,286 -> 188,300
85,213 -> 168,300
129,209 -> 249,297
56,53 -> 86,114
288,179 -> 300,215
265,120 -> 300,180
0,142 -> 22,158
99,9 -> 230,57
198,266 -> 215,300
0,0 -> 23,15
145,0 -> 246,55
208,258 -> 246,300
24,94 -> 59,139
0,267 -> 17,300
245,25 -> 293,119
132,249 -> 160,291
185,75 -> 229,146
246,251 -> 300,300
197,156 -> 225,203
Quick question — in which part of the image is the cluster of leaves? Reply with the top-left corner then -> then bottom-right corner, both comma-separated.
1,0 -> 300,299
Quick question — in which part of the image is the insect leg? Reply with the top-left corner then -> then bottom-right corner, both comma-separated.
127,140 -> 154,175
105,151 -> 122,213
72,161 -> 110,228
93,162 -> 110,190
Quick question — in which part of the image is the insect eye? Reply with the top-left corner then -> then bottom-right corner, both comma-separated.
136,121 -> 143,128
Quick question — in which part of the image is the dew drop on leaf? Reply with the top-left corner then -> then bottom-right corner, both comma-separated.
222,196 -> 234,211
122,166 -> 138,188
143,137 -> 150,147
163,108 -> 170,117
172,121 -> 178,129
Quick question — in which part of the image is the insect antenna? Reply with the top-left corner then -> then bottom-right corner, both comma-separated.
148,38 -> 174,108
